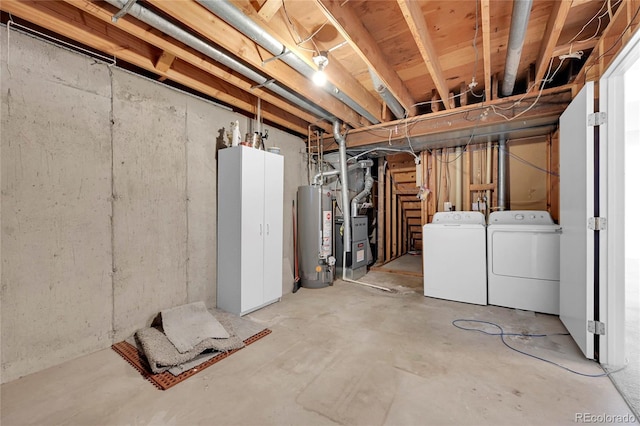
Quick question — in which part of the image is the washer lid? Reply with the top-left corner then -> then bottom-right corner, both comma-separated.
488,210 -> 555,225
432,211 -> 486,225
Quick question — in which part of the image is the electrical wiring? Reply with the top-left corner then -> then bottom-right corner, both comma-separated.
281,0 -> 321,53
490,58 -> 562,121
568,0 -> 623,46
505,147 -> 559,177
452,319 -> 626,378
582,4 -> 640,84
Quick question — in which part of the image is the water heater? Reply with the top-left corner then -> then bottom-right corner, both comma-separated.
297,185 -> 334,288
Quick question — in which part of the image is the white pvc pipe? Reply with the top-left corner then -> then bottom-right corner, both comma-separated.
485,140 -> 492,212
455,147 -> 462,211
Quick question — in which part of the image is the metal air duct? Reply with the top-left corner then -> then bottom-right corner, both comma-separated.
334,121 -> 351,253
351,162 -> 374,217
501,0 -> 533,97
105,0 -> 333,121
368,69 -> 406,119
196,0 -> 380,124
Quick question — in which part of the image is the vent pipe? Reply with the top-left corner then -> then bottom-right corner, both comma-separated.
501,0 -> 533,97
497,136 -> 507,210
334,121 -> 351,254
196,0 -> 380,124
351,162 -> 374,217
368,69 -> 406,119
104,0 -> 333,121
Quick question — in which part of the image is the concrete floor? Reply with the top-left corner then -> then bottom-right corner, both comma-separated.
1,271 -> 636,426
375,253 -> 423,276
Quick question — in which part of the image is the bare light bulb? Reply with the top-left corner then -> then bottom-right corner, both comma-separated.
312,51 -> 329,87
313,69 -> 327,86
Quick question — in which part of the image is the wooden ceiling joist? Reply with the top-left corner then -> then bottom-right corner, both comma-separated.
575,0 -> 640,85
63,0 -> 331,133
534,0 -> 573,89
314,0 -> 416,115
257,0 -> 283,22
552,38 -> 599,58
155,50 -> 176,73
233,0 -> 384,125
481,0 -> 492,101
323,86 -> 573,150
3,0 -> 310,134
146,0 -> 362,129
396,0 -> 450,110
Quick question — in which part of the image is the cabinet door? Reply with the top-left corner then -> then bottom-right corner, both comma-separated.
240,147 -> 266,312
263,152 -> 284,302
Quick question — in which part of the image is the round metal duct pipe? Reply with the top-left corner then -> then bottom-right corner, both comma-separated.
104,0 -> 334,121
196,0 -> 381,124
501,0 -> 533,97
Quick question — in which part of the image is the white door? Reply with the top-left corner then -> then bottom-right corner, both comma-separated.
241,147 -> 266,312
262,152 -> 284,303
559,82 -> 597,359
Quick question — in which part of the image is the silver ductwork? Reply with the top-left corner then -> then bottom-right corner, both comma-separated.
334,121 -> 351,253
105,0 -> 333,121
196,0 -> 380,125
351,165 -> 373,217
501,0 -> 533,97
368,69 -> 406,119
497,136 -> 507,210
312,160 -> 372,185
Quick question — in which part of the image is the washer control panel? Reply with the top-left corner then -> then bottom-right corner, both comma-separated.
432,211 -> 486,225
488,210 -> 555,225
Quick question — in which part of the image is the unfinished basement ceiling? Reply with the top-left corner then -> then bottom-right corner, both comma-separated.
0,0 -> 633,148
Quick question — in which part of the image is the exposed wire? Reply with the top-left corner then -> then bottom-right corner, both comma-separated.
582,4 -> 640,84
568,0 -> 623,46
281,0 -> 318,53
452,319 -> 628,377
505,146 -> 559,177
490,58 -> 561,121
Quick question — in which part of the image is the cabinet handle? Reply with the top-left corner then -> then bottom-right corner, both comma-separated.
267,224 -> 270,235
260,224 -> 262,235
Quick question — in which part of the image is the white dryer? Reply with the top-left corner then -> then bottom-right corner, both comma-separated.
487,210 -> 562,314
423,211 -> 487,305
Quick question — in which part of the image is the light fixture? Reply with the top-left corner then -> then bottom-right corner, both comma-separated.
312,51 -> 329,86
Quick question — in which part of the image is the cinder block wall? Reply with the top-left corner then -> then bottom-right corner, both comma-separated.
0,27 -> 306,383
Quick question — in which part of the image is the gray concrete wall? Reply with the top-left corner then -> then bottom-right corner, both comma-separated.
0,29 -> 113,382
0,28 -> 306,383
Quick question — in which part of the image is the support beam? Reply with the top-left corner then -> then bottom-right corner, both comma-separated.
552,38 -> 599,58
315,0 -> 416,115
257,0 -> 282,22
535,0 -> 572,89
322,86 -> 572,150
62,0 -> 329,132
481,0 -> 492,100
146,0 -> 365,128
397,0 -> 451,109
155,50 -> 176,73
459,81 -> 468,107
230,0 -> 383,124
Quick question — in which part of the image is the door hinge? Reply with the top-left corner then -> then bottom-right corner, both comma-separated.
588,320 -> 606,335
588,112 -> 607,126
588,217 -> 607,230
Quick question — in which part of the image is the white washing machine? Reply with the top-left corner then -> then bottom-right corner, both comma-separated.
423,211 -> 487,305
487,210 -> 562,314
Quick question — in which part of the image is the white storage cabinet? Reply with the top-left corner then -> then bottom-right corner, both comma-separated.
217,146 -> 283,315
